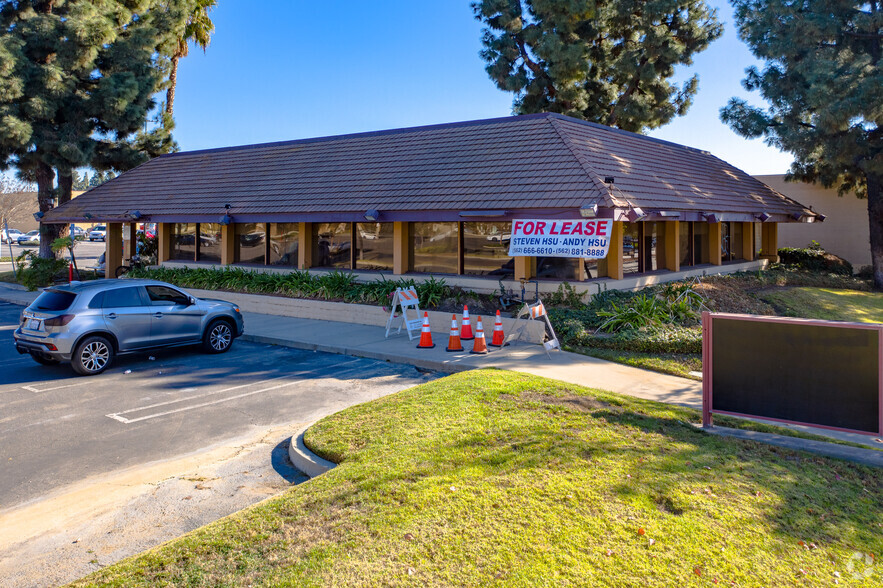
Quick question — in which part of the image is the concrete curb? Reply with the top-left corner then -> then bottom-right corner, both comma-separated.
288,423 -> 338,478
241,333 -> 472,375
700,425 -> 883,468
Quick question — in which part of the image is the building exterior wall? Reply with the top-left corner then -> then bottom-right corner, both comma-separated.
754,174 -> 870,268
156,218 -> 771,294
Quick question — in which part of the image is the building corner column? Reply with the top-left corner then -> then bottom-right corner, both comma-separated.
298,222 -> 313,269
221,224 -> 235,265
663,220 -> 679,271
393,221 -> 410,275
105,223 -> 123,279
760,222 -> 779,262
157,223 -> 172,263
606,221 -> 624,280
122,223 -> 137,261
514,256 -> 535,281
741,222 -> 754,261
708,222 -> 722,265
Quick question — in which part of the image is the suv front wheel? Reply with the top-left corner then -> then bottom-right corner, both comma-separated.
72,335 -> 114,376
203,319 -> 234,354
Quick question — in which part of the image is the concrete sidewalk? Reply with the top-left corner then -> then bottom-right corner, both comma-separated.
1,281 -> 881,458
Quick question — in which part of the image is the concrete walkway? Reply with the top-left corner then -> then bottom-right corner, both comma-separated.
2,281 -> 881,461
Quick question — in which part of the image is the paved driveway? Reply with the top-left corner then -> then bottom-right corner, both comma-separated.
0,301 -> 435,510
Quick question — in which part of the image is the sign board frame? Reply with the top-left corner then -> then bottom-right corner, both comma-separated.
509,299 -> 560,357
702,312 -> 883,437
385,286 -> 423,341
508,219 -> 614,259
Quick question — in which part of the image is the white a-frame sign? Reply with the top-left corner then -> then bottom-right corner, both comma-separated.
385,286 -> 423,340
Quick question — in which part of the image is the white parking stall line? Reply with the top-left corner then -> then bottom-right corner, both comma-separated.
22,381 -> 94,394
106,357 -> 363,424
0,357 -> 34,366
108,374 -> 294,417
107,380 -> 302,424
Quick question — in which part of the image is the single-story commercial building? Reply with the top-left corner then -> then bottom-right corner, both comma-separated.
43,113 -> 822,293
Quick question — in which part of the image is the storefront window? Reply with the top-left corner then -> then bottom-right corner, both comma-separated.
312,223 -> 352,268
410,222 -> 459,274
269,223 -> 299,267
642,222 -> 659,272
693,222 -> 710,264
234,223 -> 266,265
679,222 -> 693,267
171,223 -> 196,261
731,222 -> 744,261
198,223 -> 222,263
623,223 -> 640,274
721,221 -> 731,261
463,222 -> 513,277
355,223 -> 394,271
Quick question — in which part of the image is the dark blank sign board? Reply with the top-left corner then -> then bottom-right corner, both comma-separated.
711,317 -> 881,434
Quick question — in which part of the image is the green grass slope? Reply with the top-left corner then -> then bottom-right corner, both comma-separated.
760,287 -> 883,323
72,370 -> 883,587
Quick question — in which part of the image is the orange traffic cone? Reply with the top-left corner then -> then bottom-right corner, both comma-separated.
490,310 -> 507,347
460,305 -> 474,340
470,316 -> 488,355
416,312 -> 435,348
446,315 -> 463,352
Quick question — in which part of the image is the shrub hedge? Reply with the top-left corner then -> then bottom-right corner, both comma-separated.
777,242 -> 852,275
127,266 -> 453,309
550,309 -> 701,354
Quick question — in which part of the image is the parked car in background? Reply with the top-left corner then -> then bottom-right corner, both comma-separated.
17,230 -> 40,245
14,279 -> 244,375
70,226 -> 86,239
88,225 -> 107,242
1,228 -> 22,244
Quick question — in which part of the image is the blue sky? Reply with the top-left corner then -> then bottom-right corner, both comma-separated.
170,0 -> 792,175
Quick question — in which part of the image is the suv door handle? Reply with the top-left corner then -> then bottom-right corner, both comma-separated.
154,312 -> 163,318
106,312 -> 117,319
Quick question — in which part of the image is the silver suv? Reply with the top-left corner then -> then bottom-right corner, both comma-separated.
13,279 -> 244,375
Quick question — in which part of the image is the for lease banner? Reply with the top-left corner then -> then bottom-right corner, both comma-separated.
507,219 -> 613,259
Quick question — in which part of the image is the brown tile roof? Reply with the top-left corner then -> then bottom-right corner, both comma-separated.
44,113 -> 815,224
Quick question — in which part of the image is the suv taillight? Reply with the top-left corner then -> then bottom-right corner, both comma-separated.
43,314 -> 75,327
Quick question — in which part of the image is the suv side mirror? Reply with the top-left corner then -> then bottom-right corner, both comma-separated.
188,296 -> 196,306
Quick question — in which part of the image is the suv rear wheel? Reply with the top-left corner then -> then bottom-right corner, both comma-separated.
203,319 -> 233,354
72,335 -> 114,375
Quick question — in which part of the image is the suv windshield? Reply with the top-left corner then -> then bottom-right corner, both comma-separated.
32,290 -> 76,311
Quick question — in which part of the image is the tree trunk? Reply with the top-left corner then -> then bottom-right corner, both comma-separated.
866,171 -> 883,290
36,164 -> 56,259
165,55 -> 179,116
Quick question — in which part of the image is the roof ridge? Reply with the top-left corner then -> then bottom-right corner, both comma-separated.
546,112 -> 712,156
160,113 -> 558,159
548,117 -> 622,208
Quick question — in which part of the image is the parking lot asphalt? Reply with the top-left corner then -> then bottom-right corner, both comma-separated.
0,301 -> 436,511
0,241 -> 105,272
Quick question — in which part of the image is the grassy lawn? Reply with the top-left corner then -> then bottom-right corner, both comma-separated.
570,346 -> 702,380
74,370 -> 883,587
759,287 -> 883,323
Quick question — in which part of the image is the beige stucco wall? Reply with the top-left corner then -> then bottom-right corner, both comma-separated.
754,175 -> 870,268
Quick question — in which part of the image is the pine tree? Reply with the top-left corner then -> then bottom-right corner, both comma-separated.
0,0 -> 193,257
721,0 -> 883,288
472,0 -> 723,132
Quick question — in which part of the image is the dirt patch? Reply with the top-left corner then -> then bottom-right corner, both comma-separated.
520,391 -> 611,412
654,495 -> 685,516
0,425 -> 307,588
